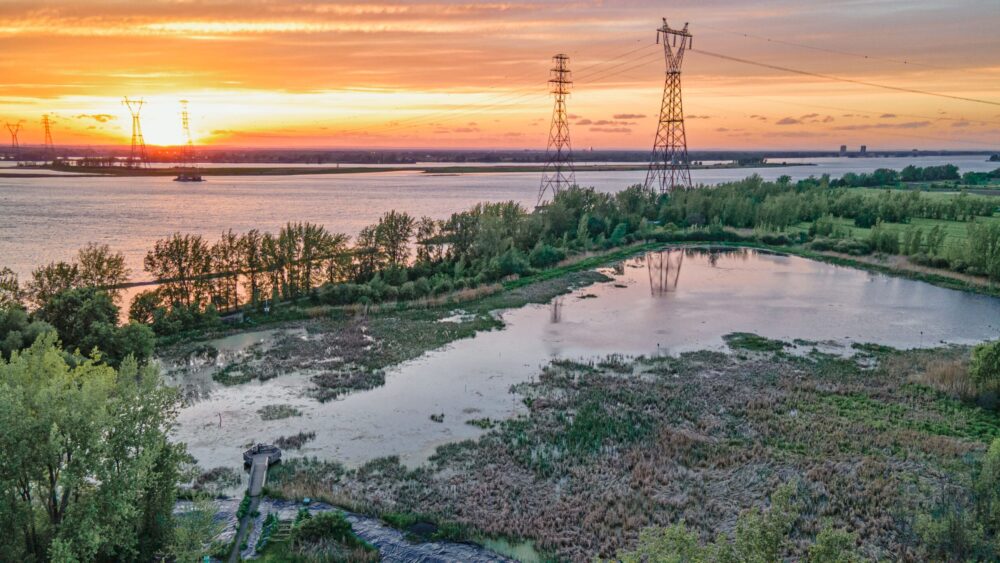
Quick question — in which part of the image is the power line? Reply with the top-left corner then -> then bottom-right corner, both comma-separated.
692,48 -> 1000,107
331,43 -> 660,137
690,94 -> 1000,127
581,51 -> 662,85
685,97 -> 997,148
698,23 -> 972,73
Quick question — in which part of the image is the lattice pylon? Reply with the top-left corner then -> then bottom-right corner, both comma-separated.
122,97 -> 148,168
5,121 -> 22,163
645,18 -> 693,194
538,53 -> 575,206
42,114 -> 54,161
180,99 -> 194,164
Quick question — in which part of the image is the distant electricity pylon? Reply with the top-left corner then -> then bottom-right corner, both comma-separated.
41,114 -> 54,161
5,121 -> 21,150
538,53 -> 575,206
645,18 -> 693,193
122,96 -> 148,168
180,99 -> 194,163
5,121 -> 22,163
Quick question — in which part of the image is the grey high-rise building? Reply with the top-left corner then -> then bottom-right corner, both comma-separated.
860,145 -> 867,155
839,145 -> 847,157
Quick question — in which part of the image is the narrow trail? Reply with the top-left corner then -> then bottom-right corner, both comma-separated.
228,453 -> 274,563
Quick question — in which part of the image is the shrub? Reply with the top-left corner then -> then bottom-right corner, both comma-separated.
398,281 -> 416,301
757,232 -> 792,246
290,511 -> 367,550
616,484 -> 803,562
868,222 -> 900,254
608,222 -> 629,245
487,248 -> 530,279
970,341 -> 1000,392
916,438 -> 1000,560
413,277 -> 431,297
528,242 -> 566,268
913,359 -> 978,402
432,278 -> 453,296
723,332 -> 789,352
808,525 -> 861,563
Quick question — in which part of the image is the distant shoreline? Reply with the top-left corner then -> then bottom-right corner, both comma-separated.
3,161 -> 812,178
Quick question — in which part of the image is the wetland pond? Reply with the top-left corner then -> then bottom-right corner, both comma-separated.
171,248 -> 1000,471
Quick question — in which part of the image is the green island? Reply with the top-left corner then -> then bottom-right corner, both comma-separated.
1,162 -> 1000,561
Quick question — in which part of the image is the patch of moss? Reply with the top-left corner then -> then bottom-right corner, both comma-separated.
723,332 -> 790,352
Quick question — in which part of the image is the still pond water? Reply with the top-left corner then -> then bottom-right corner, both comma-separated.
172,249 -> 1000,471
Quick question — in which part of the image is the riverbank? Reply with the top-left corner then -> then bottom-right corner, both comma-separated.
29,161 -> 813,178
157,229 -> 998,357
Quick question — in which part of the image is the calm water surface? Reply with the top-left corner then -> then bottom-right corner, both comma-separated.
1,155 -> 995,282
172,249 -> 1000,470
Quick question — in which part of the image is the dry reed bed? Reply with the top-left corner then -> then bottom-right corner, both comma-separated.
270,343 -> 999,561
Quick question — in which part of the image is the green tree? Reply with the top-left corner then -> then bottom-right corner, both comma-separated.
38,287 -> 118,352
0,304 -> 56,360
0,266 -> 22,307
129,289 -> 162,325
239,229 -> 265,305
169,497 -> 223,562
144,233 -> 214,308
966,222 -> 1000,281
76,243 -> 130,302
414,216 -> 443,265
210,229 -> 242,311
374,210 -> 416,266
0,335 -> 184,562
26,245 -> 130,309
26,261 -> 79,309
38,287 -> 154,366
353,225 -> 385,282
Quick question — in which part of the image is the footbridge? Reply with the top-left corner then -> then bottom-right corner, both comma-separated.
228,444 -> 282,563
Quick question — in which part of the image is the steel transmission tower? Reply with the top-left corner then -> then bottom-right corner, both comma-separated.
122,97 -> 148,168
180,99 -> 194,163
538,53 -> 575,206
5,121 -> 22,163
645,18 -> 693,193
41,114 -> 54,161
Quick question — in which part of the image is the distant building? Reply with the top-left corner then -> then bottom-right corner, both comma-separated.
860,145 -> 867,156
839,145 -> 847,157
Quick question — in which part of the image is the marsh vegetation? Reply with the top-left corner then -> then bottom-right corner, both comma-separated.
264,339 -> 1000,561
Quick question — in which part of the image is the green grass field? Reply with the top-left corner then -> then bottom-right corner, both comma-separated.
797,188 -> 1000,251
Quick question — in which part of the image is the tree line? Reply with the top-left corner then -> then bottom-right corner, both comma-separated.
2,166 -> 998,343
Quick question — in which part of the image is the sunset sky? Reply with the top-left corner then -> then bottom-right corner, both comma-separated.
1,0 -> 998,150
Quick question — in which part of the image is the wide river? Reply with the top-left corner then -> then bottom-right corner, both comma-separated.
173,249 -> 1000,471
1,155 -> 995,283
